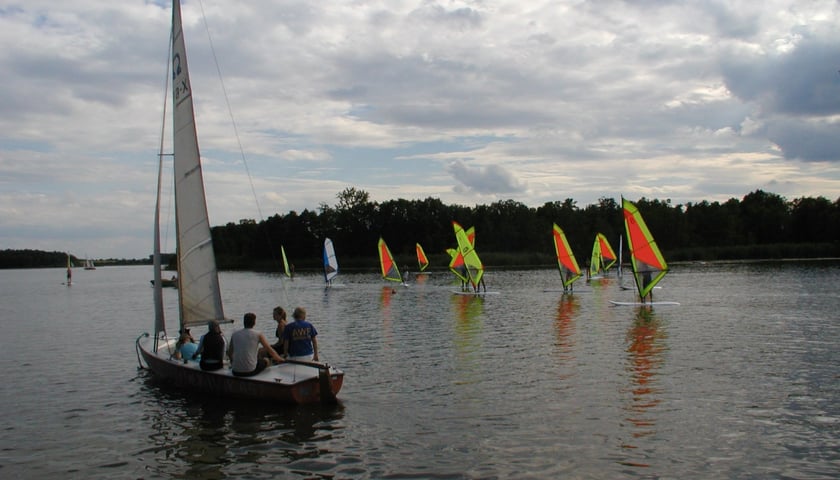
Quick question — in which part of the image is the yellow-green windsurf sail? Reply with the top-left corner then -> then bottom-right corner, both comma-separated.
596,233 -> 617,272
589,236 -> 602,276
622,198 -> 668,300
280,245 -> 291,278
552,224 -> 581,290
452,221 -> 483,287
447,247 -> 469,283
378,237 -> 403,283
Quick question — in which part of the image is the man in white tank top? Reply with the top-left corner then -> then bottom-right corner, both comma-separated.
228,312 -> 284,376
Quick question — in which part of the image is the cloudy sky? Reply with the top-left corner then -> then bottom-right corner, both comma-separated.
1,0 -> 839,259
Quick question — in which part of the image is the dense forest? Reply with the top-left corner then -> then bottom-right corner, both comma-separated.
3,189 -> 838,270
211,188 -> 840,271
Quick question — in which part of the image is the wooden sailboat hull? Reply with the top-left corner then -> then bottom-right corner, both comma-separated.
138,336 -> 343,405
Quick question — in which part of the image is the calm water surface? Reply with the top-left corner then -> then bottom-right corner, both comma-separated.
0,261 -> 838,478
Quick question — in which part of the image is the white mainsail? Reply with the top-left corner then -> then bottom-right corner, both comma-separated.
170,0 -> 225,330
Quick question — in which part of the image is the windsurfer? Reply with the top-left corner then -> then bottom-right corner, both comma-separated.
641,271 -> 652,302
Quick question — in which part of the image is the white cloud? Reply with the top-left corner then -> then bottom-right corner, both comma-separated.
0,0 -> 839,258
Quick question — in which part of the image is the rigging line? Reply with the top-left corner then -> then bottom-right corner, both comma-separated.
197,0 -> 263,221
196,0 -> 284,276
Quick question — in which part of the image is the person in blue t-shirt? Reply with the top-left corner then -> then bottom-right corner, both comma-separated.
282,307 -> 319,361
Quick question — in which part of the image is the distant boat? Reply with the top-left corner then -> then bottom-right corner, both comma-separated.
83,258 -> 96,270
150,276 -> 178,288
610,198 -> 678,306
415,243 -> 430,273
137,0 -> 343,404
323,237 -> 340,287
378,237 -> 405,285
551,223 -> 582,293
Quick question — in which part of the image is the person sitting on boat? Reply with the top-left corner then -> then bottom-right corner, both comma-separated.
192,320 -> 226,371
228,312 -> 284,377
173,328 -> 197,361
270,306 -> 287,357
282,307 -> 319,362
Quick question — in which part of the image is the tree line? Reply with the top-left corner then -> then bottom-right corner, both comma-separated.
211,188 -> 840,271
0,250 -> 150,269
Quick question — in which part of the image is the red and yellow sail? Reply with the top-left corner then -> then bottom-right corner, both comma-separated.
378,237 -> 403,283
552,224 -> 581,289
622,198 -> 668,300
596,233 -> 617,271
416,243 -> 429,272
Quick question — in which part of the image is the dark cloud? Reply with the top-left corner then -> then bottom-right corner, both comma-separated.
766,117 -> 840,162
721,39 -> 840,117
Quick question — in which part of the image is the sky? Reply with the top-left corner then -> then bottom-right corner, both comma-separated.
1,0 -> 839,260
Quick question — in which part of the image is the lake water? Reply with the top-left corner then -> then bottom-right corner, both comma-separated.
0,261 -> 838,479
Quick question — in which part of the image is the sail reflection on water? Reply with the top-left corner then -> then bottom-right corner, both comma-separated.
620,307 -> 668,464
554,295 -> 579,367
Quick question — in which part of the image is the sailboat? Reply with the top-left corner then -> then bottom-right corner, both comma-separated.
323,237 -> 341,288
546,223 -> 582,293
589,233 -> 617,279
83,257 -> 96,270
596,233 -> 618,273
415,243 -> 430,274
452,221 -> 494,295
378,237 -> 406,285
610,198 -> 679,306
137,0 -> 343,404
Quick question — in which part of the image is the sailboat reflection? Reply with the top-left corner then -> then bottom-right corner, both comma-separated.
554,294 -> 579,363
451,294 -> 483,368
620,307 -> 667,465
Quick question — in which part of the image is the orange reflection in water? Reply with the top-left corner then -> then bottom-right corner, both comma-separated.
554,294 -> 579,362
620,307 -> 668,466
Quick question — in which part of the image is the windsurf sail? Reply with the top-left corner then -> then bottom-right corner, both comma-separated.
453,221 -> 484,289
323,238 -> 339,284
552,224 -> 582,291
280,245 -> 292,278
589,237 -> 602,277
447,247 -> 469,283
379,237 -> 403,283
622,198 -> 669,301
416,243 -> 429,272
596,233 -> 617,272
